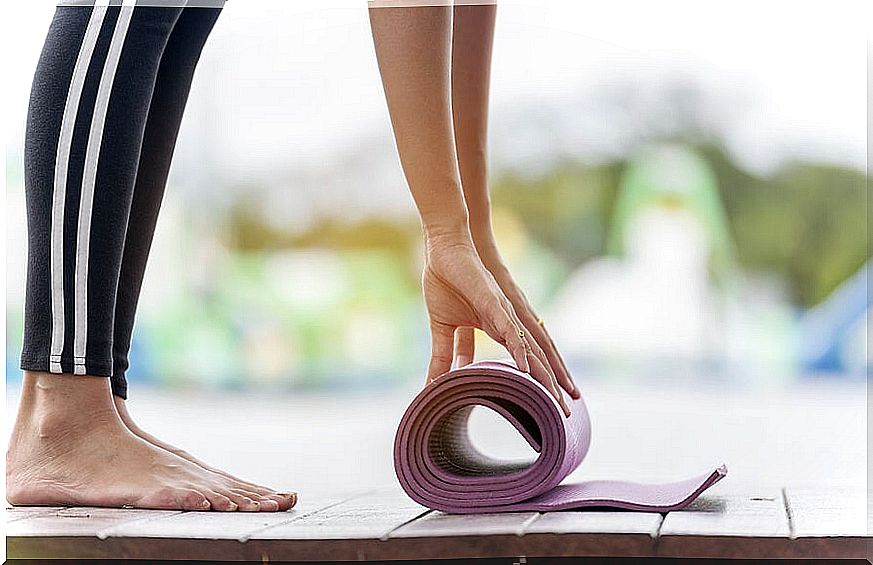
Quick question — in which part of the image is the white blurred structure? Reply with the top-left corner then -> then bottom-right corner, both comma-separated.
551,206 -> 717,363
548,146 -> 793,379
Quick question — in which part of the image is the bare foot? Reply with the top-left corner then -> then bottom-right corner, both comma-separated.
113,397 -> 296,510
6,372 -> 296,511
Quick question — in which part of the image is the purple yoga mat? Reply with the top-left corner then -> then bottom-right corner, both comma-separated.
394,360 -> 726,514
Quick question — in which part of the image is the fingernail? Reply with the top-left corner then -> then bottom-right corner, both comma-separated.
278,492 -> 297,498
200,499 -> 210,509
228,502 -> 238,511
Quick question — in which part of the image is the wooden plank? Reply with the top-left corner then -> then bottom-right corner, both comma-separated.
526,510 -> 662,536
660,491 -> 789,538
783,487 -> 866,537
522,510 -> 662,557
5,495 -> 363,562
250,487 -> 427,541
657,490 -> 792,558
243,488 -> 429,562
780,487 -> 868,559
8,488 -> 868,562
7,537 -> 250,562
389,511 -> 538,538
4,506 -> 67,523
6,507 -> 182,537
103,492 -> 355,541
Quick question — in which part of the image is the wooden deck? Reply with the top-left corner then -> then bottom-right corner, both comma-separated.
6,485 -> 867,561
5,378 -> 867,561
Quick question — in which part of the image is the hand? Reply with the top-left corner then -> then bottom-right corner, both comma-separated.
473,237 -> 580,401
422,235 -> 571,416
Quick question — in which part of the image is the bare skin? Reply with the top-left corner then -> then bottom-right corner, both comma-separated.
7,372 -> 296,511
369,4 -> 577,414
450,4 -> 580,402
112,397 -> 295,510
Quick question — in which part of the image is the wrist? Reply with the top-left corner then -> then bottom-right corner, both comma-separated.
423,218 -> 473,250
470,226 -> 498,259
463,206 -> 497,253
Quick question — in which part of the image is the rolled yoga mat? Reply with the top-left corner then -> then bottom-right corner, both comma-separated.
394,360 -> 726,514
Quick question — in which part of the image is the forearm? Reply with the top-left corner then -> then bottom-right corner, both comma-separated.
369,4 -> 472,248
451,3 -> 499,259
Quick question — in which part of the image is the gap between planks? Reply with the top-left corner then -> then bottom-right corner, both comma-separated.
780,487 -> 796,539
100,489 -> 375,542
240,490 -> 375,542
380,508 -> 434,541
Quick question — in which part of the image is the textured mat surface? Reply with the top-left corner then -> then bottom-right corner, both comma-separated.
394,360 -> 726,513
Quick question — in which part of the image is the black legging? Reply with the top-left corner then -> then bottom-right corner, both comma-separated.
21,1 -> 223,399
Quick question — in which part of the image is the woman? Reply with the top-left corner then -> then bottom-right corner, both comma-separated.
7,0 -> 575,512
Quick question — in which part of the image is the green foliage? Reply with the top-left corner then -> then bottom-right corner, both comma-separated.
490,145 -> 868,307
490,160 -> 623,270
225,145 -> 868,309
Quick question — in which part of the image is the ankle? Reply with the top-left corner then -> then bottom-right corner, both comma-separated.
14,372 -> 119,437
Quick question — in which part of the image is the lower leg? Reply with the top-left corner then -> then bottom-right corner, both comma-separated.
103,8 -> 293,510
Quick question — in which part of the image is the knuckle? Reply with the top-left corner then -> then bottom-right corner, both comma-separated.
154,489 -> 177,507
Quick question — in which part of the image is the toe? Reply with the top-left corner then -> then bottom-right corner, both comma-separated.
178,489 -> 211,511
217,477 -> 295,510
263,493 -> 295,511
278,492 -> 298,510
221,489 -> 260,512
258,499 -> 280,511
228,488 -> 285,512
239,486 -> 296,511
230,488 -> 280,511
140,487 -> 208,510
205,490 -> 238,512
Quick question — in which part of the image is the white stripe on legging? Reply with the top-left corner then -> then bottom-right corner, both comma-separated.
49,1 -> 110,374
73,0 -> 136,376
59,0 -> 224,7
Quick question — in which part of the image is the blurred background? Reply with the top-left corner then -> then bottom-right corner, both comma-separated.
6,0 -> 868,392
3,0 -> 868,494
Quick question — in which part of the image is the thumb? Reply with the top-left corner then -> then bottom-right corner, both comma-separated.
427,322 -> 455,384
453,327 -> 475,368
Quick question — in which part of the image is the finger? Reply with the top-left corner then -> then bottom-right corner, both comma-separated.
453,327 -> 475,368
504,303 -> 569,417
503,284 -> 580,399
501,299 -> 556,383
494,307 -> 531,373
528,352 -> 571,417
541,322 -> 580,399
518,308 -> 579,399
527,312 -> 570,416
427,322 -> 455,384
479,307 -> 529,373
